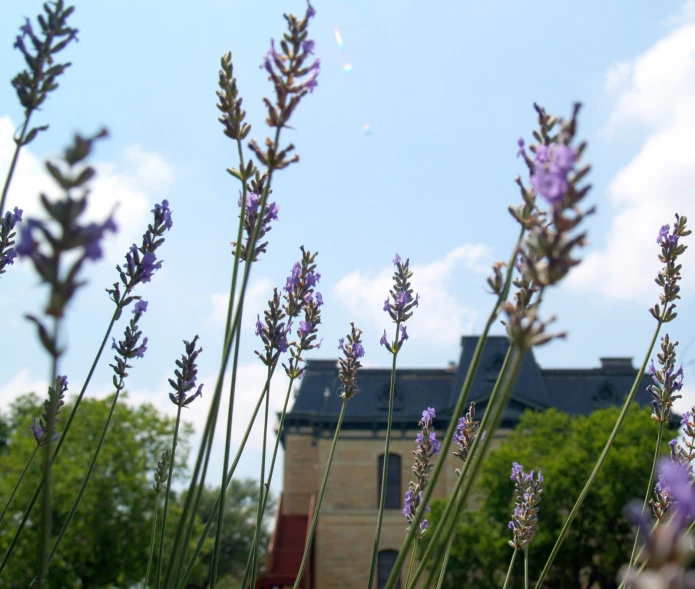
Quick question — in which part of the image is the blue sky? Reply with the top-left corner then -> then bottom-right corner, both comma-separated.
1,0 -> 694,493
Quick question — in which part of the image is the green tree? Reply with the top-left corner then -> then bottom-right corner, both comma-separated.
0,393 -> 273,588
424,405 -> 672,589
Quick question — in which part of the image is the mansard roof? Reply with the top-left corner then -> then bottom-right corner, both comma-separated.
284,335 -> 656,433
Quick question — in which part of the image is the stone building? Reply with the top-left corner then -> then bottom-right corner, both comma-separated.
256,335 -> 654,589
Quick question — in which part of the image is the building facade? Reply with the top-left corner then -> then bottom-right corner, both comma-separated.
256,335 -> 655,589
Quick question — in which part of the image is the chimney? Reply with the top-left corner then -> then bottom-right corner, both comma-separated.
599,357 -> 634,372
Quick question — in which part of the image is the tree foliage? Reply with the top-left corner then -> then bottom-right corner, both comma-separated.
0,393 -> 273,588
424,405 -> 672,589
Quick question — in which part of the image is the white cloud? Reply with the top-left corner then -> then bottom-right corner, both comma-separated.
0,369 -> 46,408
566,17 -> 695,302
333,245 -> 490,347
0,116 -> 174,265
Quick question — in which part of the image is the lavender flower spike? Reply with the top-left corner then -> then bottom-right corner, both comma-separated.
337,323 -> 364,400
31,376 -> 68,446
168,336 -> 204,408
647,334 -> 684,423
0,207 -> 23,276
382,254 -> 419,353
508,462 -> 543,549
403,407 -> 440,537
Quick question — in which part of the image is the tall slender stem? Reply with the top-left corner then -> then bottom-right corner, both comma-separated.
524,544 -> 529,589
367,322 -> 401,588
239,372 -> 298,589
144,493 -> 160,589
502,548 -> 518,589
37,316 -> 60,589
0,114 -> 31,217
534,321 -> 663,588
210,299 -> 245,587
292,400 -> 347,589
156,404 -> 182,589
625,420 -> 664,578
177,377 -> 276,589
384,227 -> 524,589
43,389 -> 123,572
250,366 -> 272,589
404,540 -> 418,589
399,345 -> 522,589
0,310 -> 120,576
433,490 -> 463,589
0,445 -> 38,527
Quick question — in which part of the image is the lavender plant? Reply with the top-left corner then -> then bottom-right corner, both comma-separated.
162,9 -> 320,585
0,207 -> 23,277
292,324 -> 364,589
2,1 -> 78,217
402,407 -> 440,587
620,459 -> 695,588
156,335 -> 204,589
539,214 -> 691,588
503,463 -> 544,589
368,254 -> 420,588
145,448 -> 172,589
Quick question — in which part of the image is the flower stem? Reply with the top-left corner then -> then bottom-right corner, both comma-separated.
176,375 -> 277,589
534,321 -> 663,588
239,372 -> 299,589
0,114 -> 31,217
156,403 -> 182,589
404,344 -> 514,589
404,539 -> 418,589
0,310 -> 119,576
383,227 -> 524,589
434,490 -> 463,589
209,308 -> 244,587
293,400 -> 347,589
144,493 -> 160,589
37,316 -> 60,589
367,322 -> 401,589
0,444 -> 38,527
249,366 -> 272,589
625,419 -> 665,578
524,544 -> 529,589
503,548 -> 518,589
43,388 -> 123,573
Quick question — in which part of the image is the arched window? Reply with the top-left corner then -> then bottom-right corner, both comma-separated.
378,453 -> 401,510
378,549 -> 401,589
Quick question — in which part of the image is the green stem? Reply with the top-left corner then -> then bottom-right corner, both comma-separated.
367,323 -> 401,589
433,490 -> 462,589
383,227 -> 524,589
0,114 -> 31,217
404,540 -> 418,589
534,321 -> 663,588
37,317 -> 60,589
524,544 -> 529,589
177,376 -> 276,589
156,403 -> 182,589
0,444 -> 38,527
625,419 -> 664,578
0,310 -> 119,576
167,127 -> 282,588
405,344 -> 514,589
43,388 -> 123,572
239,371 -> 298,589
503,549 -> 518,589
249,366 -> 272,589
210,299 -> 245,588
144,493 -> 160,589
293,400 -> 348,589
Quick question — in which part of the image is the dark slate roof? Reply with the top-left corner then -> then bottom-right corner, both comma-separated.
286,336 -> 659,430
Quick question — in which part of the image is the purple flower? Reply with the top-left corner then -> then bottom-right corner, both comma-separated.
400,325 -> 409,341
151,200 -> 173,231
298,320 -> 313,337
285,262 -> 302,293
422,407 -> 436,423
302,39 -> 315,54
393,253 -> 401,265
338,337 -> 345,352
133,300 -> 148,315
529,143 -> 577,206
306,1 -> 316,19
379,330 -> 388,347
383,298 -> 390,312
658,458 -> 695,530
353,342 -> 365,359
516,138 -> 525,158
316,292 -> 324,306
508,462 -> 543,549
134,337 -> 148,359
